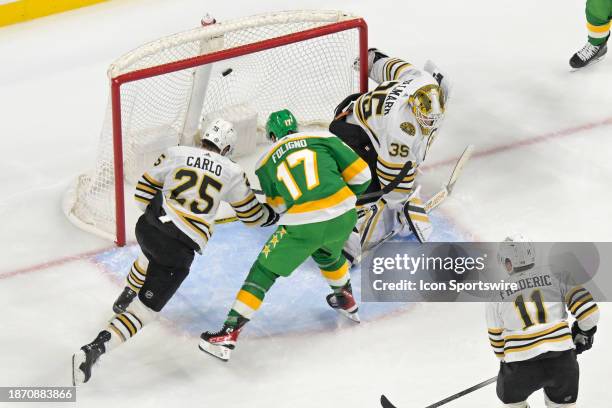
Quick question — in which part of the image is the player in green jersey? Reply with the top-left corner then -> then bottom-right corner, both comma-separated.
199,110 -> 371,361
570,0 -> 610,68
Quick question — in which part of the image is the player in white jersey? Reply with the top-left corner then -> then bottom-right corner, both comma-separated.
71,119 -> 278,385
486,236 -> 600,408
329,48 -> 451,264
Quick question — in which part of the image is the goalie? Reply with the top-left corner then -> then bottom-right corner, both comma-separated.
329,49 -> 452,264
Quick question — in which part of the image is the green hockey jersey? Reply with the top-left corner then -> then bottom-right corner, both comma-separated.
255,131 -> 371,225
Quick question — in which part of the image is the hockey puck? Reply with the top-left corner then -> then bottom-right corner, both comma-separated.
222,68 -> 233,76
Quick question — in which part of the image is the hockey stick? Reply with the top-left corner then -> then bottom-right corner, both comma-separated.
223,145 -> 473,225
423,144 -> 474,213
363,144 -> 474,252
356,160 -> 413,205
380,375 -> 497,408
248,160 -> 413,202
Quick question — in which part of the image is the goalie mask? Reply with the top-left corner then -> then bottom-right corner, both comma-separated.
201,118 -> 237,157
497,234 -> 536,273
408,83 -> 445,133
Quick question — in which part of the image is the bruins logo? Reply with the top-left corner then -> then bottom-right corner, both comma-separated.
400,122 -> 415,136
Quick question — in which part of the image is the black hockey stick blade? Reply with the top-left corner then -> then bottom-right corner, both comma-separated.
380,375 -> 497,408
380,394 -> 397,408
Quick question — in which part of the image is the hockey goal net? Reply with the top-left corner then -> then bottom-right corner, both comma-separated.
63,10 -> 368,246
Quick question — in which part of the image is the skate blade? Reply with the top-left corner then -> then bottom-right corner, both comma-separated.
570,55 -> 606,71
198,340 -> 232,361
72,351 -> 86,386
337,309 -> 361,323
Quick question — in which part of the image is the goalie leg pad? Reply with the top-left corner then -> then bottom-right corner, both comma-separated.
400,196 -> 432,243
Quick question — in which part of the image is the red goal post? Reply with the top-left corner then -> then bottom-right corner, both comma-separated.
64,10 -> 369,246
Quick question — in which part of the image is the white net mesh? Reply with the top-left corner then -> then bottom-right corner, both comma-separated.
64,10 -> 364,242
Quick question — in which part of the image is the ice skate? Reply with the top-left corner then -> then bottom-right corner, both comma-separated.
570,41 -> 608,69
199,324 -> 243,361
326,284 -> 360,323
72,330 -> 110,386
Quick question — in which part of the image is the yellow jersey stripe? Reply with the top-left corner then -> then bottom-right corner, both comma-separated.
504,322 -> 568,341
234,205 -> 262,218
287,186 -> 354,214
566,286 -> 586,304
342,158 -> 369,183
143,173 -> 163,188
266,195 -> 285,209
135,196 -> 151,205
377,156 -> 407,169
136,182 -> 157,194
231,193 -> 256,208
570,295 -> 593,314
393,62 -> 412,79
376,169 -> 416,182
504,335 -> 573,354
577,305 -> 599,321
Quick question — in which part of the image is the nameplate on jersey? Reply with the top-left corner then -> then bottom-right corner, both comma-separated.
186,156 -> 222,176
271,139 -> 308,163
383,79 -> 412,115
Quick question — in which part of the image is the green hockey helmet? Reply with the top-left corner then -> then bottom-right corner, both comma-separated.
266,109 -> 298,141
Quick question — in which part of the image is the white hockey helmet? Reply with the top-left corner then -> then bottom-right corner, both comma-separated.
200,118 -> 237,157
497,234 -> 536,273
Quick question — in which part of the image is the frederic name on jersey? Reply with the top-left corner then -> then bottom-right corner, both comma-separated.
499,273 -> 554,300
185,154 -> 223,176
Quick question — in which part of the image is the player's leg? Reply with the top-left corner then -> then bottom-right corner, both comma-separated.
72,215 -> 195,385
342,200 -> 385,266
112,250 -> 149,314
570,0 -> 610,68
586,0 -> 612,46
312,209 -> 360,321
199,224 -> 321,360
496,359 -> 543,408
542,350 -> 579,407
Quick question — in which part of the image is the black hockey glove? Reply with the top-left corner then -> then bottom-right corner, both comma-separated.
260,203 -> 280,227
572,321 -> 597,354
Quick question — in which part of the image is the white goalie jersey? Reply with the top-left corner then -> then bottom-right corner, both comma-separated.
486,265 -> 600,363
134,145 -> 271,252
348,56 -> 446,207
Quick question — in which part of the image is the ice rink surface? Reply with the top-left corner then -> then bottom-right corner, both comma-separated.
1,0 -> 611,407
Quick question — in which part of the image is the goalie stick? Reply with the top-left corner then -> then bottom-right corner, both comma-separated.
363,144 -> 474,252
380,375 -> 497,408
